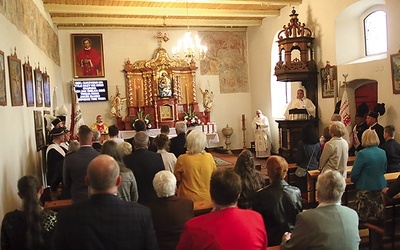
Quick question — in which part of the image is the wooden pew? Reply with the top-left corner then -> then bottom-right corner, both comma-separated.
44,199 -> 72,210
308,170 -> 400,207
364,195 -> 400,249
193,200 -> 213,216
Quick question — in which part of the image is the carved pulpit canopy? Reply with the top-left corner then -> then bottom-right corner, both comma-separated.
274,8 -> 317,82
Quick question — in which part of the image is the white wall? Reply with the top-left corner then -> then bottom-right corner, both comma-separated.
0,0 -> 62,219
58,29 -> 252,150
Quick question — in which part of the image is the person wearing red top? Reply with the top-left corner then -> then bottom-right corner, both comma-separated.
176,168 -> 267,250
76,38 -> 102,76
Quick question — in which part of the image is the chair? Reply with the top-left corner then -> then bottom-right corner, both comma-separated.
364,194 -> 400,250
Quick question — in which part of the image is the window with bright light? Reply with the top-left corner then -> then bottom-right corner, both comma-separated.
271,34 -> 290,119
364,10 -> 387,56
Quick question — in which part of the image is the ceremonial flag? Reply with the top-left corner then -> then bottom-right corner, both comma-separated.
70,87 -> 84,139
339,88 -> 351,127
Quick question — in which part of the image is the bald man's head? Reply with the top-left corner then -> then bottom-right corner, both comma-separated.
86,155 -> 120,192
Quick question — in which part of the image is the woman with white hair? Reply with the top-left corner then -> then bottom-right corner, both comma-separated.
174,130 -> 217,202
319,121 -> 349,177
351,129 -> 387,222
146,171 -> 193,250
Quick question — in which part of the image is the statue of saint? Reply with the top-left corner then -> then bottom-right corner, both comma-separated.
110,89 -> 126,118
199,87 -> 213,111
158,72 -> 172,97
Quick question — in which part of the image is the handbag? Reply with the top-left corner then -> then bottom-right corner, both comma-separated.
295,144 -> 317,178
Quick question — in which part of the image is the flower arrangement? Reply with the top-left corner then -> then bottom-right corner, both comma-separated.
184,108 -> 202,127
134,110 -> 152,129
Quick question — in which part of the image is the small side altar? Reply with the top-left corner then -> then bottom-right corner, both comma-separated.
122,33 -> 210,130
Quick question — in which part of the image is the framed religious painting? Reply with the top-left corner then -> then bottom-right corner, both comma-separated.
34,66 -> 43,107
71,34 -> 105,78
7,50 -> 24,106
390,53 -> 400,94
43,70 -> 51,107
0,50 -> 6,106
320,63 -> 337,98
33,110 -> 45,151
23,59 -> 35,107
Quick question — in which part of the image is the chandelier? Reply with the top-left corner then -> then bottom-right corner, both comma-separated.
172,1 -> 208,63
172,32 -> 208,63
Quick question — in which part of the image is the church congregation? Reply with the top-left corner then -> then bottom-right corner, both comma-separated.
2,0 -> 400,249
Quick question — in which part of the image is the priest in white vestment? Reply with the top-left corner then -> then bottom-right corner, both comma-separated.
284,89 -> 316,119
251,110 -> 272,158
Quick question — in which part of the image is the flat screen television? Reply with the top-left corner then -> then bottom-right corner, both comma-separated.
74,80 -> 108,102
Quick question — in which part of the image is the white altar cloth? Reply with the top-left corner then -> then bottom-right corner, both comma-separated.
119,125 -> 219,144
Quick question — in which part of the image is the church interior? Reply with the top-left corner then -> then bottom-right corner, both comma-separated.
1,0 -> 400,246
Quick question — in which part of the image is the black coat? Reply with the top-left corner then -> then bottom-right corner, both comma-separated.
124,148 -> 165,204
252,180 -> 303,246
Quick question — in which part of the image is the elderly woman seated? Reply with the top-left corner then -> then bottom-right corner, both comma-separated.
281,170 -> 360,249
146,171 -> 193,250
252,156 -> 302,246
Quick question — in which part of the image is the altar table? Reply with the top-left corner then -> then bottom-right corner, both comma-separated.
119,125 -> 219,146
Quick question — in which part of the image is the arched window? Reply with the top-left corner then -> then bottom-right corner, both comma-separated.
335,1 -> 386,64
364,10 -> 387,56
271,33 -> 290,119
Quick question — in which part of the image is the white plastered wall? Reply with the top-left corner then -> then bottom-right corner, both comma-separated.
0,0 -> 63,220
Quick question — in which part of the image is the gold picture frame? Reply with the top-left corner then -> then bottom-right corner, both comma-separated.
320,63 -> 337,99
390,53 -> 400,94
8,50 -> 23,106
43,70 -> 51,107
71,34 -> 105,78
34,65 -> 43,107
23,59 -> 34,107
0,50 -> 6,106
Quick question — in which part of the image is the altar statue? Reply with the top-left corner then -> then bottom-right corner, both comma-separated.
110,88 -> 126,118
199,87 -> 213,111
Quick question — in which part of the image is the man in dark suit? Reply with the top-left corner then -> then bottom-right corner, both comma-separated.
124,131 -> 165,204
146,170 -> 193,249
170,121 -> 187,158
63,125 -> 100,203
52,155 -> 157,250
380,125 -> 400,172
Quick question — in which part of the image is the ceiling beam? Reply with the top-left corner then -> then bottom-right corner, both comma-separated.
44,4 -> 280,18
51,16 -> 263,27
115,0 -> 301,5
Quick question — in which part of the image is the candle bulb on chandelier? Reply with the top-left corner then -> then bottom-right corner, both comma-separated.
185,83 -> 189,108
137,85 -> 141,111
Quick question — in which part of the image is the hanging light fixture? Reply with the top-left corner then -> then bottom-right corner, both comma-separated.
172,0 -> 208,63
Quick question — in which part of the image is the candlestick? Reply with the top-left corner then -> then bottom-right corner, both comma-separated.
242,114 -> 245,128
185,83 -> 189,107
137,85 -> 141,111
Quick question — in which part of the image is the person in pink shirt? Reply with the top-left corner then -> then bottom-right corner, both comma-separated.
176,168 -> 268,250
